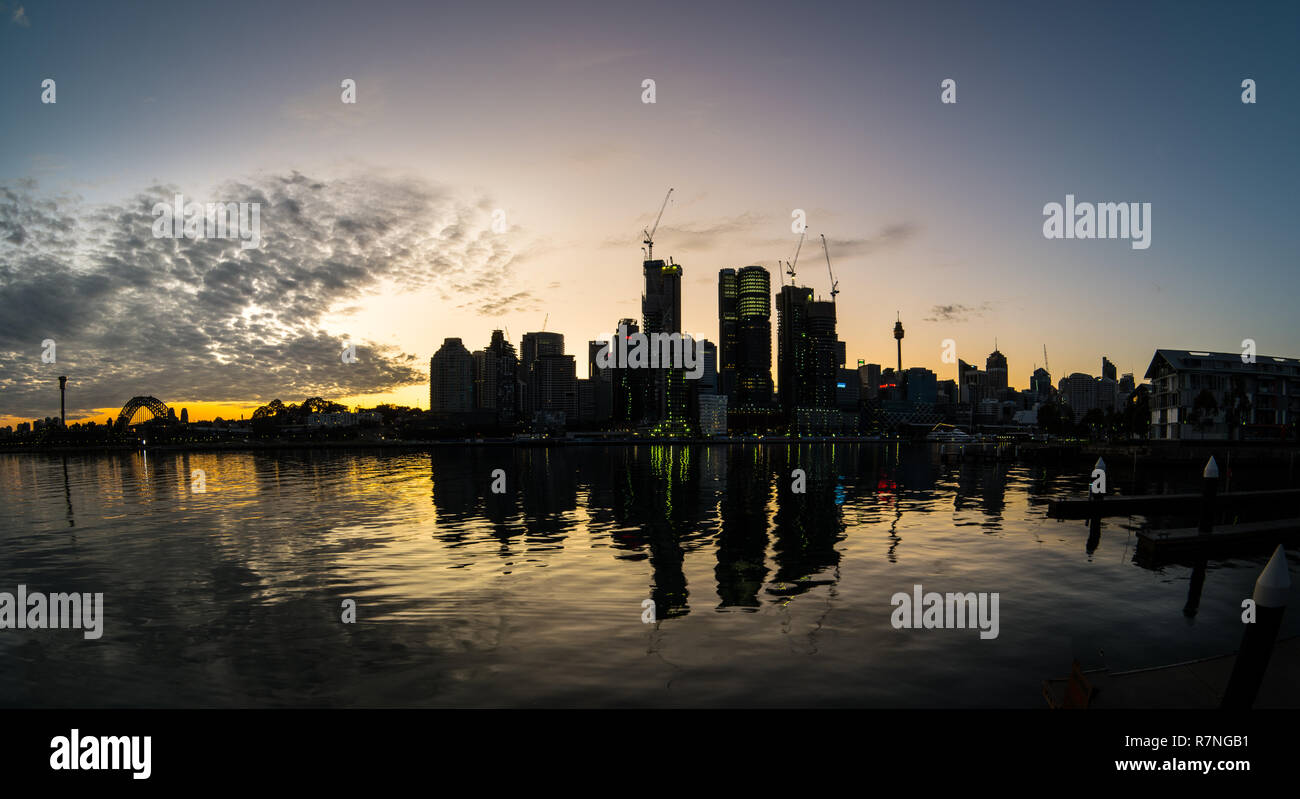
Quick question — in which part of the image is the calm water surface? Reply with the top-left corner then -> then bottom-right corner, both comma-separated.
1,444 -> 1296,707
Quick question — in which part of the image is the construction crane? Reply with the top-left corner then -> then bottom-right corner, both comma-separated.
1043,345 -> 1049,374
642,188 -> 674,262
785,229 -> 805,286
542,313 -> 548,332
821,233 -> 839,302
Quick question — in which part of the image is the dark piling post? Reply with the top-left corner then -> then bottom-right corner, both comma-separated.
1221,545 -> 1291,708
1086,457 -> 1105,553
1184,557 -> 1207,618
1199,456 -> 1218,535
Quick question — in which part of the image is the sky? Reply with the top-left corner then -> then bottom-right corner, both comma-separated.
1,0 -> 1297,425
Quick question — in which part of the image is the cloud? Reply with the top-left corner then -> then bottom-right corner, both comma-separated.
603,212 -> 769,251
818,222 -> 919,258
0,172 -> 522,418
463,291 -> 540,316
552,48 -> 648,74
923,302 -> 994,323
11,5 -> 29,27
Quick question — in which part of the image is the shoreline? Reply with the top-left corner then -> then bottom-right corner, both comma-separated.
2,437 -> 1298,465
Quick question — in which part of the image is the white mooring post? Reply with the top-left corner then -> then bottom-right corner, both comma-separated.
1222,545 -> 1291,708
1090,457 -> 1106,503
1199,456 -> 1219,535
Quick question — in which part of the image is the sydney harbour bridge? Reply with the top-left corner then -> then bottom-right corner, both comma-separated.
113,395 -> 172,432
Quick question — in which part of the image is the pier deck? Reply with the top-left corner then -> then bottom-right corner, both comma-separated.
1047,488 -> 1300,519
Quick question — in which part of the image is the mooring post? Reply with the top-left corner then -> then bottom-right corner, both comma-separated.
1199,456 -> 1219,535
1090,457 -> 1106,503
1221,545 -> 1291,708
1184,557 -> 1207,618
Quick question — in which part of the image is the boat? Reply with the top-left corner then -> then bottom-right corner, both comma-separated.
925,424 -> 974,442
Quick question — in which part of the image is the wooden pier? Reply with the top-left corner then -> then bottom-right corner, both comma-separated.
1135,518 -> 1300,561
1046,487 -> 1300,519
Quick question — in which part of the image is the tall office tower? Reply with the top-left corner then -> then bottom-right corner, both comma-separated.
777,284 -> 815,416
717,268 -> 739,399
905,367 -> 938,404
534,352 -> 578,421
859,362 -> 882,399
687,338 -> 720,429
958,358 -> 981,404
486,330 -> 518,424
587,339 -> 611,421
430,337 -> 475,413
699,339 -> 719,394
642,259 -> 682,335
986,348 -> 1008,391
1030,367 -> 1052,400
610,318 -> 647,424
520,331 -> 564,414
806,299 -> 840,409
473,349 -> 496,410
1059,373 -> 1100,423
521,331 -> 564,370
893,314 -> 905,375
1102,356 -> 1117,382
642,257 -> 687,429
735,266 -> 774,409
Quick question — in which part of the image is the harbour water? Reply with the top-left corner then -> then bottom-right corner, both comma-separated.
1,444 -> 1295,707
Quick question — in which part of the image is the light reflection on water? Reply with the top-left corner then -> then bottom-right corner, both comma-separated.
0,445 -> 1295,707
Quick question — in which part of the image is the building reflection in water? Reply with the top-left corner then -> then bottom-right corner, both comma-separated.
770,444 -> 845,599
421,443 -> 1078,623
714,446 -> 770,609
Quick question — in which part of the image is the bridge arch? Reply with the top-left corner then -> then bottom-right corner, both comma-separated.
115,396 -> 171,431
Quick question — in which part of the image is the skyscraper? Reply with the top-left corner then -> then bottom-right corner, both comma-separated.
777,284 -> 839,420
717,268 -> 739,399
642,259 -> 682,335
698,339 -> 719,394
642,257 -> 688,430
734,266 -> 774,410
588,338 -> 614,423
859,362 -> 881,399
520,331 -> 564,415
1030,367 -> 1052,400
1102,356 -> 1117,382
806,299 -> 840,409
777,284 -> 815,416
958,359 -> 986,404
533,352 -> 577,421
473,330 -> 518,424
430,338 -> 475,413
1059,373 -> 1099,422
610,317 -> 646,424
986,348 -> 1008,391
